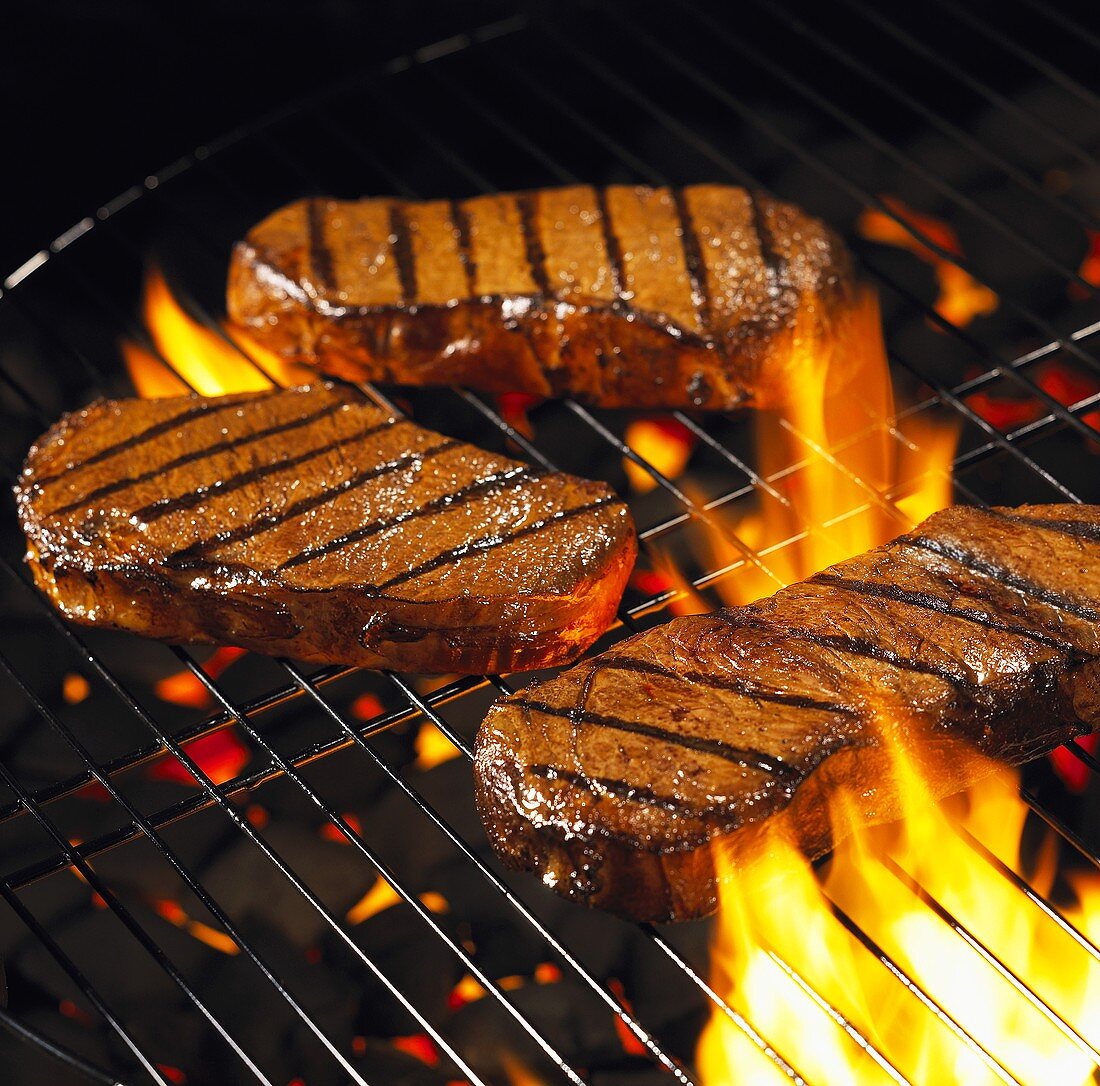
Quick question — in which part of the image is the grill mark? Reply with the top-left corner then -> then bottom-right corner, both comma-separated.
594,187 -> 626,310
989,509 -> 1100,545
36,395 -> 275,489
276,465 -> 541,571
134,417 -> 401,523
388,203 -> 417,304
812,573 -> 1085,656
48,399 -> 345,518
167,437 -> 460,570
450,198 -> 477,294
903,534 -> 1100,623
379,497 -> 621,591
725,613 -> 973,690
307,198 -> 334,292
513,698 -> 794,778
583,656 -> 859,717
529,763 -> 722,818
517,193 -> 551,296
747,189 -> 782,285
673,188 -> 711,335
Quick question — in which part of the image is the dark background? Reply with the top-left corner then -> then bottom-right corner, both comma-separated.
1,1 -> 516,279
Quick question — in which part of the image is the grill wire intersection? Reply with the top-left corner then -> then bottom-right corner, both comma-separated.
2,3 -> 1100,1083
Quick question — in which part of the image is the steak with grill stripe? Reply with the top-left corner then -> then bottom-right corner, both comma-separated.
473,504 -> 1100,921
16,385 -> 636,674
226,184 -> 857,412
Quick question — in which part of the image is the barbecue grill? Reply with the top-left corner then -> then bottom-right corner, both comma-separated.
3,2 -> 1100,1083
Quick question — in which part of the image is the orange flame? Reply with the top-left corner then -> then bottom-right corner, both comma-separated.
695,293 -> 1100,1083
122,266 -> 308,396
859,196 -> 999,329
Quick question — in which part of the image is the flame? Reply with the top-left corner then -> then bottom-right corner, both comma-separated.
858,197 -> 999,328
692,290 -> 956,609
123,266 -> 308,397
415,721 -> 462,771
624,416 -> 696,492
696,293 -> 1100,1084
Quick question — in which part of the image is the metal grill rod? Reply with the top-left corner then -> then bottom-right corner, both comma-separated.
0,649 -> 274,1084
4,552 -> 486,1086
764,0 -> 1100,236
0,856 -> 167,1083
1,128 -> 708,1086
531,23 -> 1100,467
684,0 -> 1100,299
883,855 -> 1100,1065
428,43 -> 1076,512
0,1006 -> 121,1086
823,905 -> 1023,1086
167,645 -> 588,1086
607,14 -> 1100,387
1,671 -> 486,892
420,33 -> 1100,1064
841,0 -> 1100,172
932,0 -> 1100,118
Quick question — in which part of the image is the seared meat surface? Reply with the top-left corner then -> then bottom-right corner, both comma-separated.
475,504 -> 1100,921
227,185 -> 856,411
17,385 -> 636,674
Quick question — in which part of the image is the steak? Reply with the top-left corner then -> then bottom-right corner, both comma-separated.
17,385 -> 636,674
226,184 -> 857,412
474,504 -> 1100,921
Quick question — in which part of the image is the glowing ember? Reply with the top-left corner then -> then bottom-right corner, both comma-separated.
391,1034 -> 439,1067
320,811 -> 363,844
154,646 -> 247,710
858,196 -> 999,328
1072,230 -> 1100,301
62,671 -> 90,704
624,416 -> 695,492
350,691 -> 385,721
152,897 -> 239,956
345,877 -> 448,925
415,721 -> 461,771
148,729 -> 250,787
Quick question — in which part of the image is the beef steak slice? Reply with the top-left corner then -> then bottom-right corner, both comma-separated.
17,385 -> 636,674
227,184 -> 857,412
474,504 -> 1100,921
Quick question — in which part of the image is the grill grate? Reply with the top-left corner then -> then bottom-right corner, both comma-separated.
2,3 -> 1100,1083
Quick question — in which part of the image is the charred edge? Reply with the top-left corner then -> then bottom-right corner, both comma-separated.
529,763 -> 723,819
594,187 -> 626,310
277,466 -> 541,571
450,198 -> 477,294
512,697 -> 795,778
585,656 -> 859,716
307,198 -> 335,293
517,193 -> 551,297
988,508 -> 1100,545
134,417 -> 400,522
48,399 -> 345,518
35,394 -> 277,489
726,613 -> 974,691
903,534 -> 1100,623
167,437 -> 460,569
379,497 -> 622,590
748,190 -> 782,286
388,203 -> 417,305
673,188 -> 711,335
812,573 -> 1087,656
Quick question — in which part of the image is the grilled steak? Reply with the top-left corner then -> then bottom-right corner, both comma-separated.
227,184 -> 857,412
475,504 -> 1100,921
17,385 -> 636,674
